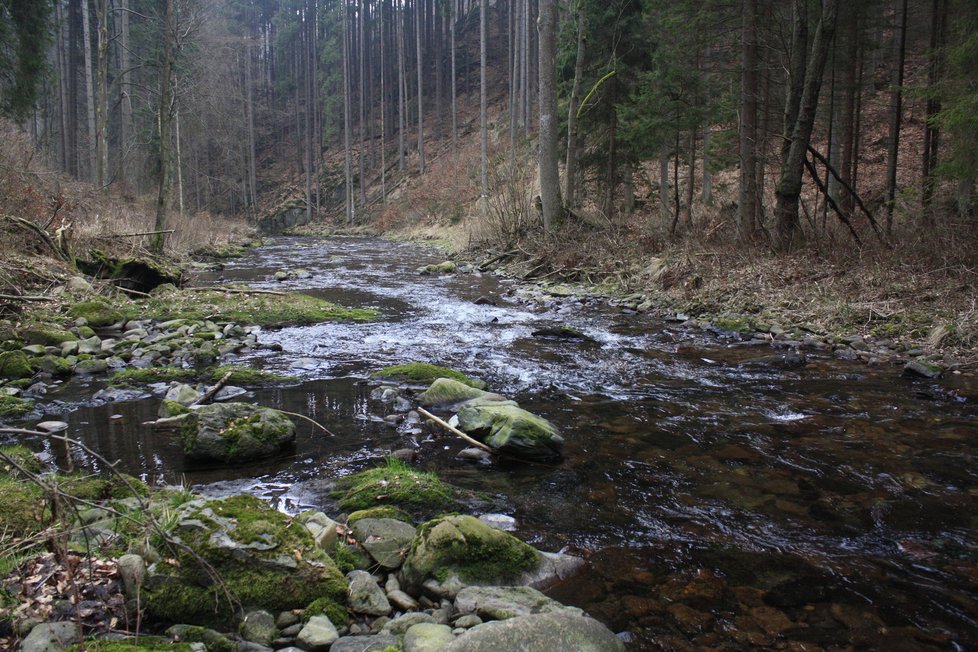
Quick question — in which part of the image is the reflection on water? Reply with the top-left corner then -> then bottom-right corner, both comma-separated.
9,236 -> 977,650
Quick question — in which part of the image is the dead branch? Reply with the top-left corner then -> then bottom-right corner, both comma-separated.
275,409 -> 335,436
93,229 -> 176,239
804,157 -> 863,247
806,146 -> 887,244
190,372 -> 233,407
2,214 -> 72,262
185,287 -> 287,296
417,407 -> 494,454
0,294 -> 52,302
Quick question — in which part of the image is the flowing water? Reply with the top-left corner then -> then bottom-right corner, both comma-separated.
18,237 -> 978,650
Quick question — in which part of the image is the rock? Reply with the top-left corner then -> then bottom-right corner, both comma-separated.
66,276 -> 93,292
143,495 -> 347,625
381,612 -> 437,635
329,634 -> 401,652
297,511 -> 340,550
274,271 -> 289,281
519,551 -> 586,590
404,623 -> 455,652
454,615 -> 482,628
162,383 -> 202,408
20,622 -> 81,652
741,353 -> 807,370
34,355 -> 72,377
455,400 -> 564,461
240,610 -> 278,645
351,518 -> 417,569
346,570 -> 392,616
77,336 -> 103,355
419,261 -> 457,275
388,589 -> 419,611
296,615 -> 339,651
116,553 -> 146,598
179,402 -> 296,463
457,447 -> 491,463
454,586 -> 577,620
277,611 -> 301,629
73,358 -> 108,375
477,514 -> 516,531
904,360 -> 943,379
294,268 -> 312,279
35,420 -> 69,433
67,301 -> 124,328
0,350 -> 33,379
76,253 -> 183,294
166,624 -> 234,650
400,515 -> 542,593
445,611 -> 623,651
530,326 -> 595,342
418,378 -> 505,407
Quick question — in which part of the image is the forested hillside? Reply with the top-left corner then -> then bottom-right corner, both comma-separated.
1,0 -> 977,344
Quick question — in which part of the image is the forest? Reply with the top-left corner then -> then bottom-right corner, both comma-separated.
1,0 -> 978,651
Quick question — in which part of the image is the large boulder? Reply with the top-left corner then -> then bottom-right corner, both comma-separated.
0,350 -> 33,379
445,611 -> 624,651
453,586 -> 577,620
180,402 -> 296,464
400,515 -> 541,593
142,494 -> 347,626
455,400 -> 564,462
351,518 -> 417,569
417,378 -> 502,407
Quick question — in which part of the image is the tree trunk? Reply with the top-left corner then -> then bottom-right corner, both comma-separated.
359,0 -> 367,205
343,3 -> 355,224
685,130 -> 696,230
480,0 -> 489,213
416,0 -> 425,173
95,0 -> 108,187
56,0 -> 70,173
774,0 -> 840,251
68,0 -> 80,178
81,0 -> 96,181
737,0 -> 759,238
152,0 -> 175,254
921,0 -> 947,219
380,0 -> 387,203
398,0 -> 406,171
538,0 -> 559,230
884,0 -> 907,233
452,0 -> 458,150
564,7 -> 586,209
702,126 -> 713,205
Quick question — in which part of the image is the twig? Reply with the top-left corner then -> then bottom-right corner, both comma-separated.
117,286 -> 152,297
0,294 -> 51,301
94,229 -> 175,238
190,372 -> 233,407
417,407 -> 494,453
275,409 -> 335,436
185,287 -> 287,296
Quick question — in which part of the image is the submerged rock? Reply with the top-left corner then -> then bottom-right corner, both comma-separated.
455,399 -> 564,462
179,402 -> 296,463
419,261 -> 457,275
418,378 -> 504,407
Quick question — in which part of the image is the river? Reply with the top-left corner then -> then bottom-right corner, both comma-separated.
33,237 -> 978,649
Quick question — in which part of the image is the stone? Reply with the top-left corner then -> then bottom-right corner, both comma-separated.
418,378 -> 504,407
404,623 -> 455,652
276,611 -> 301,629
351,517 -> 417,569
21,344 -> 47,355
904,360 -> 943,379
455,400 -> 564,461
346,570 -> 392,616
76,335 -> 103,355
274,271 -> 289,281
381,612 -> 437,635
297,511 -> 340,550
457,447 -> 491,463
240,609 -> 278,645
295,615 -> 339,651
329,634 -> 401,652
73,358 -> 108,375
0,350 -> 33,379
454,615 -> 482,628
388,589 -> 419,611
453,586 -> 578,621
166,624 -> 234,650
400,515 -> 542,593
66,276 -> 93,292
419,261 -> 457,275
20,622 -> 81,652
35,420 -> 68,433
445,611 -> 623,651
179,401 -> 296,463
116,553 -> 146,598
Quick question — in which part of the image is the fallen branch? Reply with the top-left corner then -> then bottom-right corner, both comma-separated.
94,229 -> 175,239
417,407 -> 494,454
190,372 -> 233,407
185,287 -> 287,296
2,213 -> 72,262
0,294 -> 52,302
276,409 -> 335,436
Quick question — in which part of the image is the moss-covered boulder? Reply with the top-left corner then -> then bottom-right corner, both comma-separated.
0,350 -> 33,379
347,505 -> 414,525
400,515 -> 542,593
373,363 -> 486,389
143,494 -> 347,626
419,261 -> 457,275
333,459 -> 458,516
417,378 -> 502,407
77,251 -> 184,294
455,400 -> 564,462
0,393 -> 34,417
21,325 -> 78,346
34,354 -> 73,377
180,402 -> 296,464
67,300 -> 126,327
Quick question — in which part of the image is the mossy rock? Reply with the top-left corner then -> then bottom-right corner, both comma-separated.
419,261 -> 457,275
0,393 -> 34,417
59,473 -> 150,501
347,505 -> 414,525
70,636 -> 195,652
417,378 -> 503,407
34,354 -> 73,377
456,400 -> 564,462
21,325 -> 78,346
334,459 -> 456,515
179,402 -> 296,464
67,301 -> 126,327
77,250 -> 184,294
374,363 -> 486,389
209,365 -> 298,385
110,367 -> 197,386
0,477 -> 44,539
144,494 -> 347,626
0,350 -> 33,379
400,515 -> 541,593
304,596 -> 350,626
0,444 -> 42,477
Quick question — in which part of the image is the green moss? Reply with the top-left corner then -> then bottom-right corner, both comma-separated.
713,314 -> 754,335
21,325 -> 78,346
0,394 -> 33,417
166,625 -> 234,652
373,363 -> 485,389
335,458 -> 455,514
60,473 -> 149,501
0,350 -> 33,379
67,301 -> 127,327
304,596 -> 349,626
110,366 -> 197,386
0,478 -> 43,538
209,365 -> 297,385
70,637 -> 195,652
0,444 -> 42,477
332,542 -> 371,573
160,400 -> 191,417
347,505 -> 414,525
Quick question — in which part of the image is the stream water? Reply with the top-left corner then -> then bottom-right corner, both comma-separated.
20,237 -> 978,650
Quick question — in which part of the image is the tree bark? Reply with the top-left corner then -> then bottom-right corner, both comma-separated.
416,0 -> 425,174
564,7 -> 586,209
81,0 -> 96,181
921,0 -> 947,219
152,0 -> 175,254
884,0 -> 907,234
343,2 -> 355,224
737,0 -> 759,238
774,0 -> 840,251
95,0 -> 108,187
480,0 -> 489,213
538,0 -> 559,230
